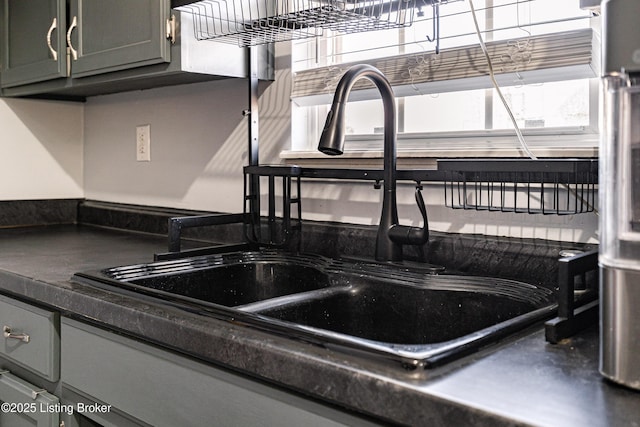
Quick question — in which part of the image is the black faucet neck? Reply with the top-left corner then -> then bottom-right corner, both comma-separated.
318,64 -> 428,262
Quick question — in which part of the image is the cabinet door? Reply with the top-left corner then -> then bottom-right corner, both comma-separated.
62,319 -> 379,427
0,371 -> 59,427
68,0 -> 171,78
0,0 -> 67,88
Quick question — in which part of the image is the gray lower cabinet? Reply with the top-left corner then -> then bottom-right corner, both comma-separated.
0,294 -> 61,427
0,293 -> 377,426
61,318 -> 378,427
0,371 -> 60,427
0,295 -> 60,382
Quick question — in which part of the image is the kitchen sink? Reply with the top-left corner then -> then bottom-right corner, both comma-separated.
256,277 -> 547,345
73,250 -> 557,368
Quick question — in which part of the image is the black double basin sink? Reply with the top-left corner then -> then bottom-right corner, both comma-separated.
74,250 -> 556,368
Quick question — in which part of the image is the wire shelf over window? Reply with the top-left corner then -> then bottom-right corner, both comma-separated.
176,0 -> 417,46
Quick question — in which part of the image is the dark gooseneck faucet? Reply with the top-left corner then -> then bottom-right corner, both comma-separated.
318,64 -> 429,262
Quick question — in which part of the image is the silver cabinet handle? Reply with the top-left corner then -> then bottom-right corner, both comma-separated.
166,14 -> 176,44
46,17 -> 58,61
66,15 -> 78,61
3,326 -> 30,343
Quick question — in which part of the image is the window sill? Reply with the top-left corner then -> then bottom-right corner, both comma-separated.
280,146 -> 599,168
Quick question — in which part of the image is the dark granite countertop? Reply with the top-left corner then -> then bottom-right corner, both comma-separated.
0,224 -> 638,426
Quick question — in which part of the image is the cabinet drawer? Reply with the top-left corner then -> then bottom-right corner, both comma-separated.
0,371 -> 60,427
0,295 -> 60,381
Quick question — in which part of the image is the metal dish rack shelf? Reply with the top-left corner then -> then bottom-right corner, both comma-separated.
174,0 -> 417,46
438,159 -> 598,215
159,160 -> 598,260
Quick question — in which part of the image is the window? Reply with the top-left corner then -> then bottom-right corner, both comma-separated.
288,0 -> 598,158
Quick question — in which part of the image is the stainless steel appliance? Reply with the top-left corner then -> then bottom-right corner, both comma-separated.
600,0 -> 640,391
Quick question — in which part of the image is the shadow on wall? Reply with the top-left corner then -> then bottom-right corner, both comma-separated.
1,98 -> 84,198
300,180 -> 600,244
429,203 -> 600,243
201,50 -> 293,175
82,47 -> 293,213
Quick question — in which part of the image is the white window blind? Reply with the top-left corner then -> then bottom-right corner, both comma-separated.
291,27 -> 599,106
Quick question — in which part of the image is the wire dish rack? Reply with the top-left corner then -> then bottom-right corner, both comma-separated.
176,0 -> 416,46
438,159 -> 598,215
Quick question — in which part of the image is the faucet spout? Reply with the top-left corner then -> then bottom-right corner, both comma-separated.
318,64 -> 428,262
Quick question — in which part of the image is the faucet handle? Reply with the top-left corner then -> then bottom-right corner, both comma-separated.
415,185 -> 428,230
388,187 -> 429,246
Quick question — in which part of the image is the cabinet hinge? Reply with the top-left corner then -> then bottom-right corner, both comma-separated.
166,15 -> 176,44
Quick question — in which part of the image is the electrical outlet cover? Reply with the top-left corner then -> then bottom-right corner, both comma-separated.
136,125 -> 151,162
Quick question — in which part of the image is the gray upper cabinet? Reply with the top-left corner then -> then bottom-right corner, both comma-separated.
1,0 -> 170,89
68,0 -> 171,78
0,0 -> 273,99
0,0 -> 67,88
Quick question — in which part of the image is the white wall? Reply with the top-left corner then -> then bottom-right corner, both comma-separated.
83,46 -> 293,213
83,78 -> 250,212
0,98 -> 83,200
81,44 -> 598,244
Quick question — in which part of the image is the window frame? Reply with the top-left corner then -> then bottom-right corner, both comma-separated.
287,0 -> 600,161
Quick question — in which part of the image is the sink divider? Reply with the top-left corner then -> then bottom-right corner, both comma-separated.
236,286 -> 352,313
